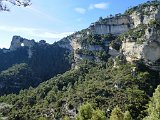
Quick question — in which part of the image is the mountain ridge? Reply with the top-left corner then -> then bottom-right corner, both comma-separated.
0,0 -> 160,120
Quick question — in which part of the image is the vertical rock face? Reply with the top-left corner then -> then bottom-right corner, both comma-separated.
10,36 -> 35,58
57,1 -> 160,71
143,42 -> 160,62
121,40 -> 144,62
89,15 -> 133,35
121,26 -> 160,65
121,2 -> 160,71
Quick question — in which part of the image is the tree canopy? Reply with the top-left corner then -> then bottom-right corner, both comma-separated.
144,85 -> 160,120
0,0 -> 31,11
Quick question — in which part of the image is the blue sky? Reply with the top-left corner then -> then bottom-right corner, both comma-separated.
0,0 -> 149,48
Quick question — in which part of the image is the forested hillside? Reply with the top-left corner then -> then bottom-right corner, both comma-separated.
0,42 -> 72,95
0,0 -> 160,120
0,60 -> 159,120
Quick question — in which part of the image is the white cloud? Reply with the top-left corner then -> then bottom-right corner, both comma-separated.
0,26 -> 38,33
75,2 -> 109,15
75,8 -> 86,14
89,2 -> 109,10
0,25 -> 73,39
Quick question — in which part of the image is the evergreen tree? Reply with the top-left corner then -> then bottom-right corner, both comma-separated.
76,103 -> 107,120
76,103 -> 94,120
124,111 -> 132,120
91,109 -> 107,120
110,106 -> 124,120
143,85 -> 160,120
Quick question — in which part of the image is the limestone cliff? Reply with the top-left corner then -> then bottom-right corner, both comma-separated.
121,25 -> 160,71
57,1 -> 160,71
89,15 -> 133,35
121,1 -> 160,71
5,1 -> 160,71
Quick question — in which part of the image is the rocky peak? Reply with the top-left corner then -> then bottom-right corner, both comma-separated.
10,36 -> 35,51
10,36 -> 36,58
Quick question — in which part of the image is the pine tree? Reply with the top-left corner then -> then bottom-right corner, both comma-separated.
143,85 -> 160,120
110,106 -> 124,120
76,103 -> 94,120
91,109 -> 107,120
124,111 -> 132,120
76,103 -> 107,120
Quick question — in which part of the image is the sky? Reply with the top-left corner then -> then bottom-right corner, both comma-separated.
0,0 -> 149,48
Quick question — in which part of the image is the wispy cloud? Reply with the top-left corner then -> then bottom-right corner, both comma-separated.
75,2 -> 109,15
75,7 -> 86,14
89,2 -> 109,10
0,25 -> 73,39
0,26 -> 38,33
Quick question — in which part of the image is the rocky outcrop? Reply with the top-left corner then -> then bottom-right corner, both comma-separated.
130,4 -> 160,27
10,36 -> 35,58
143,42 -> 160,62
121,40 -> 144,62
62,102 -> 77,119
71,38 -> 82,50
57,1 -> 160,71
10,36 -> 35,50
109,47 -> 120,57
89,15 -> 133,35
57,37 -> 73,50
116,1 -> 160,71
121,24 -> 160,71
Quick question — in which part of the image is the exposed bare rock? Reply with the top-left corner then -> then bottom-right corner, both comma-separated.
108,47 -> 120,57
121,41 -> 144,62
10,36 -> 35,58
89,15 -> 133,35
10,36 -> 35,51
130,5 -> 160,27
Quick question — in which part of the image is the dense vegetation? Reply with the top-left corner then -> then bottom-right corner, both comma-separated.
75,49 -> 108,61
0,60 -> 159,120
74,31 -> 116,46
119,24 -> 147,44
0,43 -> 72,95
143,85 -> 160,120
1,1 -> 160,120
29,43 -> 72,80
0,47 -> 29,72
75,102 -> 106,120
0,63 -> 39,96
